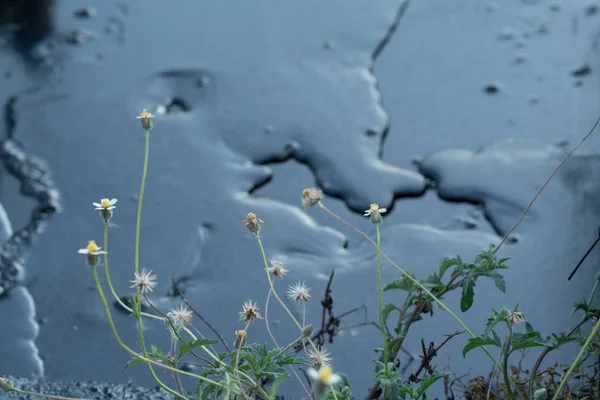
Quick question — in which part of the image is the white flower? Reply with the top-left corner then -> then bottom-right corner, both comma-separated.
308,365 -> 341,386
506,311 -> 525,326
287,281 -> 311,302
364,203 -> 387,224
78,240 -> 107,255
129,268 -> 158,294
268,258 -> 288,278
239,300 -> 263,324
93,198 -> 118,211
169,304 -> 193,325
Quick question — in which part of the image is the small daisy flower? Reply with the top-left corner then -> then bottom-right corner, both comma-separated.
234,330 -> 247,349
136,109 -> 154,130
307,346 -> 332,369
78,240 -> 107,267
239,300 -> 263,325
129,268 -> 158,294
506,311 -> 525,326
93,198 -> 118,221
364,203 -> 387,224
287,281 -> 311,302
301,188 -> 323,209
169,304 -> 193,326
268,257 -> 288,278
242,212 -> 263,235
308,365 -> 341,392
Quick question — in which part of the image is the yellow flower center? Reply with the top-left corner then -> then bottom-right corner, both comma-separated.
137,109 -> 152,120
87,241 -> 100,253
319,366 -> 332,382
100,199 -> 111,208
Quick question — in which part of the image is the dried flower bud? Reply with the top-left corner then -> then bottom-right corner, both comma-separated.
242,213 -> 263,235
0,377 -> 13,392
506,311 -> 524,326
234,330 -> 247,349
301,188 -> 323,209
136,109 -> 154,131
302,324 -> 315,338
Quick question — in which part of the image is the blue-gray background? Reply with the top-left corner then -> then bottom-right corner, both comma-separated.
0,0 -> 598,397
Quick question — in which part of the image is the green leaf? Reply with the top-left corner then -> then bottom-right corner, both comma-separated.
486,271 -> 506,293
439,257 -> 460,277
460,279 -> 476,312
419,273 -> 444,290
510,332 -> 553,353
462,335 -> 501,358
414,372 -> 452,399
179,338 -> 218,359
122,356 -> 144,372
382,303 -> 399,326
269,373 -> 288,400
384,276 -> 415,292
484,307 -> 510,337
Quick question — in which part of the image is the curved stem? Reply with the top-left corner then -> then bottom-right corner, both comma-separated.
375,225 -> 388,400
91,266 -> 199,399
135,128 -> 150,275
502,325 -> 517,400
318,204 -> 500,366
551,317 -> 600,400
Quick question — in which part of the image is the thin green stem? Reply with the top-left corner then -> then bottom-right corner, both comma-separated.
9,388 -> 85,400
502,325 -> 517,400
376,225 -> 388,373
256,236 -> 319,353
234,322 -> 252,400
376,225 -> 388,400
318,204 -> 500,367
135,128 -> 150,275
551,316 -> 600,400
91,266 -> 195,399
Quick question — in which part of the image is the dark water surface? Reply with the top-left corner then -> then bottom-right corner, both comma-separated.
0,0 -> 599,398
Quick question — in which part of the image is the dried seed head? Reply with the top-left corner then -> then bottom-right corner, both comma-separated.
506,311 -> 525,326
307,346 -> 332,369
129,268 -> 158,294
268,257 -> 288,278
136,109 -> 154,130
169,304 -> 193,326
234,330 -> 247,349
364,203 -> 387,224
287,281 -> 312,302
239,300 -> 263,324
302,188 -> 323,209
242,213 -> 263,235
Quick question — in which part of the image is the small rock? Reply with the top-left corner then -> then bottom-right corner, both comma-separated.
498,27 -> 518,41
549,2 -> 561,11
486,2 -> 499,12
323,40 -> 335,50
513,53 -> 529,64
264,124 -> 274,134
529,95 -> 541,104
73,7 -> 96,19
484,83 -> 501,94
586,3 -> 598,16
572,64 -> 591,77
514,39 -> 526,48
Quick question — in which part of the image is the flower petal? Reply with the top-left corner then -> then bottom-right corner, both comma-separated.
307,368 -> 319,380
110,198 -> 118,205
92,203 -> 101,207
329,374 -> 342,385
78,249 -> 89,254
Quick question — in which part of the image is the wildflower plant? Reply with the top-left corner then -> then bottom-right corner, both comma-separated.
4,112 -> 600,400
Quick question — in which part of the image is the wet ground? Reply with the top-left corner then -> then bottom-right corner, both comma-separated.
0,0 -> 599,398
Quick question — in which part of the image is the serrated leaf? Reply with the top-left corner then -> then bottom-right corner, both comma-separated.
414,372 -> 452,399
439,258 -> 460,277
484,307 -> 510,337
462,336 -> 501,358
460,279 -> 476,312
382,303 -> 399,326
486,271 -> 506,293
384,276 -> 415,292
420,273 -> 444,289
179,338 -> 218,359
510,332 -> 553,353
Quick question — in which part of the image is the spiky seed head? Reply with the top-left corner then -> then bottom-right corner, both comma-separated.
307,346 -> 332,369
268,257 -> 288,278
129,268 -> 158,294
287,281 -> 311,302
169,304 -> 193,326
239,300 -> 263,324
